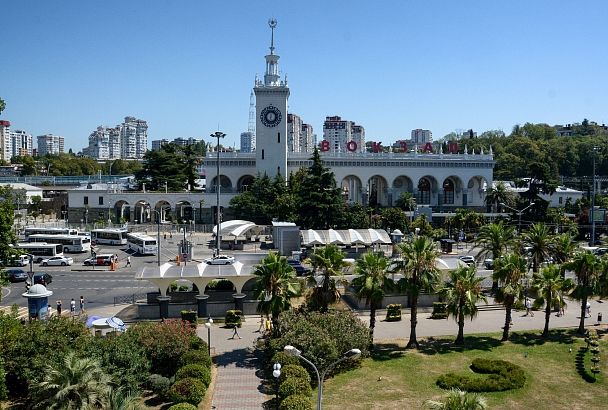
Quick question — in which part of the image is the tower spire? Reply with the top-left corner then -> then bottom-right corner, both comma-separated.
269,18 -> 276,55
264,18 -> 281,86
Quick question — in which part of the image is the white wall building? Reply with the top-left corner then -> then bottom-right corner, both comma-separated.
120,116 -> 148,159
11,130 -> 33,157
37,134 -> 64,155
0,120 -> 13,161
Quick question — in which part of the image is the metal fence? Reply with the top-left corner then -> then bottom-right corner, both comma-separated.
113,292 -> 149,306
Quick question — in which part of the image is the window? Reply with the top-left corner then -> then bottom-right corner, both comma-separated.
98,196 -> 104,205
261,149 -> 265,160
418,178 -> 431,204
84,196 -> 88,205
443,179 -> 455,204
278,132 -> 281,143
559,197 -> 563,204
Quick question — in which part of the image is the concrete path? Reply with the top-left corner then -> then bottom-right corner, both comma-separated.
197,320 -> 271,410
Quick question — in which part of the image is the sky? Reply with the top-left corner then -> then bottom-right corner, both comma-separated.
1,0 -> 607,152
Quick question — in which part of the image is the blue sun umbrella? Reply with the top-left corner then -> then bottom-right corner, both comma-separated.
86,315 -> 102,328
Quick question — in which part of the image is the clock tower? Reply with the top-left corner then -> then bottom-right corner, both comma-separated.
254,19 -> 290,179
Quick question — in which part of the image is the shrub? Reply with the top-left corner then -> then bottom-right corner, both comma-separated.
206,279 -> 235,291
0,357 -> 7,400
147,374 -> 171,398
128,320 -> 195,376
279,365 -> 311,384
189,335 -> 209,352
269,351 -> 300,376
436,358 -> 526,392
280,394 -> 314,410
225,310 -> 242,328
179,349 -> 212,369
168,377 -> 206,406
279,377 -> 312,399
180,311 -> 197,324
431,302 -> 448,319
175,364 -> 211,387
385,304 -> 402,322
167,403 -> 198,410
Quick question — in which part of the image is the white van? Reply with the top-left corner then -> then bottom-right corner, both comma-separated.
2,254 -> 29,267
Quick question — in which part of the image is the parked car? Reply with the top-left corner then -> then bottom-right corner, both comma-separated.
593,247 -> 608,256
40,256 -> 73,266
287,259 -> 311,276
6,268 -> 28,283
0,254 -> 29,267
484,258 -> 495,269
32,272 -> 52,286
458,255 -> 476,266
83,254 -> 114,266
205,255 -> 236,265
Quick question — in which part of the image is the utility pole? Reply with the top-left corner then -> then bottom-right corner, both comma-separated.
590,147 -> 598,246
210,132 -> 226,257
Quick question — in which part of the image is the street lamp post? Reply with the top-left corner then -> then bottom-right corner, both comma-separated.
210,131 -> 226,258
204,318 -> 213,357
590,146 -> 598,246
284,345 -> 361,410
500,202 -> 535,233
148,208 -> 161,267
273,363 -> 281,409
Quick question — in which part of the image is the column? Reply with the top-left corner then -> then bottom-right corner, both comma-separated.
195,294 -> 210,318
462,189 -> 468,207
232,293 -> 246,312
157,296 -> 170,320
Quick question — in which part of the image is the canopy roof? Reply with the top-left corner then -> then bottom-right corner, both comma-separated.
212,220 -> 264,237
301,229 -> 392,247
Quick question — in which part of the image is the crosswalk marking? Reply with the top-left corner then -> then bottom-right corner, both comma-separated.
0,305 -> 28,320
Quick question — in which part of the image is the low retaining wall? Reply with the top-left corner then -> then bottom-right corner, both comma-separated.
343,291 -> 440,310
137,300 -> 259,319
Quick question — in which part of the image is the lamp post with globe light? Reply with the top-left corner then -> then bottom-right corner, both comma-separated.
210,132 -> 225,258
500,202 -> 535,234
204,318 -> 213,357
272,363 -> 281,409
284,345 -> 361,410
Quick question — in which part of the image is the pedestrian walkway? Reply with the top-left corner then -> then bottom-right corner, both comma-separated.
198,320 -> 270,410
0,305 -> 28,320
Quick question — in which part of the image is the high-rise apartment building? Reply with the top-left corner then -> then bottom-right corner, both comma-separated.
322,116 -> 365,153
120,116 -> 148,159
300,123 -> 315,153
151,139 -> 169,151
240,132 -> 255,153
11,130 -> 33,157
287,114 -> 302,152
87,126 -> 121,160
0,120 -> 12,161
37,134 -> 64,156
411,129 -> 432,144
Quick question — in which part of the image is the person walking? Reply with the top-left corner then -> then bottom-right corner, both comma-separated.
525,299 -> 534,317
126,255 -> 131,267
70,298 -> 76,315
586,302 -> 591,318
79,296 -> 85,313
56,300 -> 62,317
257,315 -> 264,333
230,324 -> 242,339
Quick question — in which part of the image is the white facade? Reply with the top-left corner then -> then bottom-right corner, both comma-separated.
120,116 -> 148,159
322,116 -> 365,153
496,181 -> 584,208
37,134 -> 64,155
0,120 -> 13,161
87,126 -> 121,160
287,114 -> 302,152
411,129 -> 432,144
11,130 -> 33,157
254,21 -> 289,179
240,132 -> 255,153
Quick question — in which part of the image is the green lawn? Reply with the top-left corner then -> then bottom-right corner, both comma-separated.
322,329 -> 608,410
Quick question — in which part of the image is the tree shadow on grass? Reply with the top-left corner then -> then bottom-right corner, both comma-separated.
417,335 -> 502,356
575,346 -> 598,383
371,342 -> 407,361
508,328 -> 578,347
142,391 -> 173,409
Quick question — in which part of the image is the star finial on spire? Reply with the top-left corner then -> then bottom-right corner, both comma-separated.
268,18 -> 277,54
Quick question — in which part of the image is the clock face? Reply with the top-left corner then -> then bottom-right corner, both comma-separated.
260,105 -> 282,127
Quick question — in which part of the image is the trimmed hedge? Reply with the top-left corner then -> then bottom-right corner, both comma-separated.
167,403 -> 198,410
437,358 -> 526,392
280,394 -> 314,410
279,364 -> 311,384
431,302 -> 448,319
226,310 -> 243,328
385,304 -> 402,322
271,351 -> 300,370
279,377 -> 312,400
147,373 -> 171,399
179,349 -> 212,368
168,377 -> 207,405
175,364 -> 211,387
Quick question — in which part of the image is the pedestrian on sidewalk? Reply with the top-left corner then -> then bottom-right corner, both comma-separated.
70,298 -> 76,315
586,302 -> 591,318
257,315 -> 264,333
230,324 -> 242,339
56,300 -> 62,317
80,296 -> 85,313
525,299 -> 534,317
126,256 -> 131,267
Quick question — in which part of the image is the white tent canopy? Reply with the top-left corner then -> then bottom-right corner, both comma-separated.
212,220 -> 264,238
301,228 -> 393,247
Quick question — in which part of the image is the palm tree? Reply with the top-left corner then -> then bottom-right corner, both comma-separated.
425,388 -> 488,410
32,352 -> 112,409
564,251 -> 603,334
308,244 -> 348,313
104,386 -> 142,410
550,233 -> 577,268
485,181 -> 515,213
531,264 -> 574,338
474,221 -> 516,293
522,223 -> 553,272
352,251 -> 393,348
493,253 -> 528,341
252,252 -> 298,331
393,236 -> 440,349
440,265 -> 487,345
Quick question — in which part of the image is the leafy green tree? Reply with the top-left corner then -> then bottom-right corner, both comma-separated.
296,148 -> 345,229
395,192 -> 416,211
531,264 -> 574,338
440,265 -> 487,345
393,236 -> 440,349
378,207 -> 408,234
352,251 -> 393,347
0,186 -> 18,264
565,251 -> 604,334
493,253 -> 528,341
135,144 -> 187,191
252,252 -> 298,332
307,244 -> 347,313
522,223 -> 553,272
424,388 -> 488,410
31,352 -> 112,410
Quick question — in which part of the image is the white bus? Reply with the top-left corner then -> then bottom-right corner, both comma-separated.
13,243 -> 64,263
27,234 -> 91,253
91,228 -> 128,245
126,233 -> 157,255
23,227 -> 78,239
